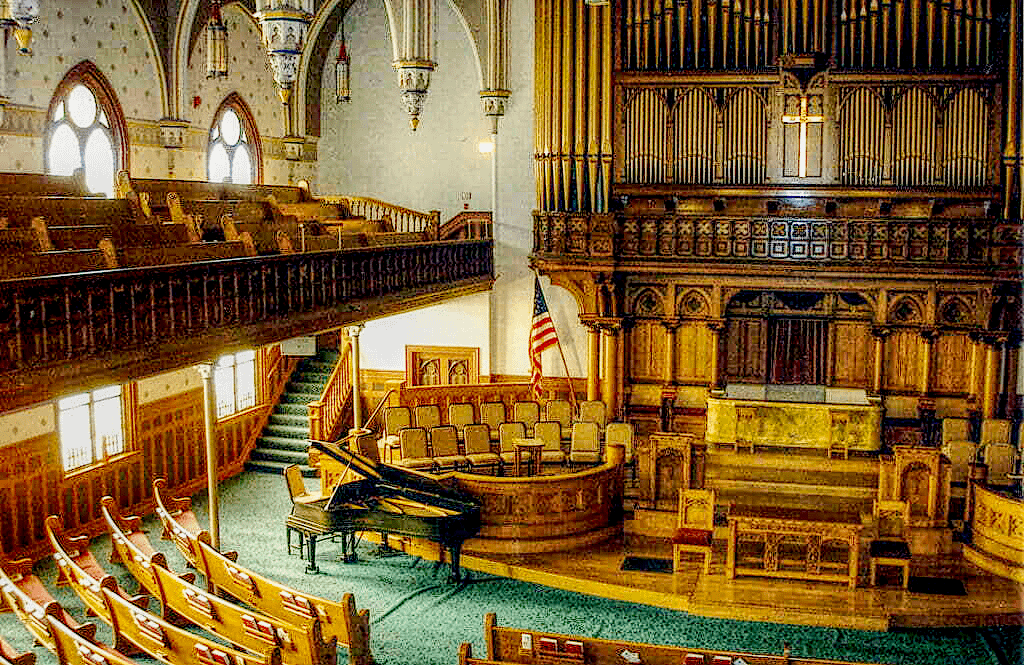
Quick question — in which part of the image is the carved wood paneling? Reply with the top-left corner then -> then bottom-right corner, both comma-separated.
675,322 -> 713,382
725,318 -> 768,383
933,332 -> 971,394
832,321 -> 872,387
884,329 -> 922,392
628,320 -> 666,382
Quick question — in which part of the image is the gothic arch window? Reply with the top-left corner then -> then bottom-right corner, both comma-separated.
208,94 -> 262,184
45,62 -> 128,198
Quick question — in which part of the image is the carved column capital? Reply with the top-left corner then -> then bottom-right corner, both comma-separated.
195,361 -> 214,380
345,323 -> 365,338
870,325 -> 892,339
661,318 -> 682,331
919,327 -> 940,343
705,318 -> 726,333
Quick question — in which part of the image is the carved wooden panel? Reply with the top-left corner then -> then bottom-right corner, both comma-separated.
832,321 -> 871,387
674,322 -> 712,382
628,321 -> 666,382
933,332 -> 971,394
883,329 -> 922,392
725,318 -> 767,383
405,346 -> 480,387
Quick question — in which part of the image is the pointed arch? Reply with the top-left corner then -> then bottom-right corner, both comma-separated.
208,93 -> 264,184
45,61 -> 129,197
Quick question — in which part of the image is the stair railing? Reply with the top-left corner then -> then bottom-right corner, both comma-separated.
308,338 -> 353,442
363,388 -> 398,433
321,195 -> 440,235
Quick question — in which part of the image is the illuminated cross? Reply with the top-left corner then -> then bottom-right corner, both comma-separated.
781,96 -> 825,178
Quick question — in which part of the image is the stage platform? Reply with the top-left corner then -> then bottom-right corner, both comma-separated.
362,529 -> 1024,632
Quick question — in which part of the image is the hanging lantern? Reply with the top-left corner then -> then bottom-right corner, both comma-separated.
0,0 -> 40,55
335,27 -> 350,103
254,0 -> 314,104
205,1 -> 228,79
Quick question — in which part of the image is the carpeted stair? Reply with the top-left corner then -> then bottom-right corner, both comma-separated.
246,349 -> 341,477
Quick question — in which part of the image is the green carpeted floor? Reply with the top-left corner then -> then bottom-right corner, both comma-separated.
2,471 -> 1021,665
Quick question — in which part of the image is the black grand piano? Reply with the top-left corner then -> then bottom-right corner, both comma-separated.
287,439 -> 481,580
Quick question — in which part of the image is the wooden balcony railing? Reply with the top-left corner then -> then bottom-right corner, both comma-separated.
0,240 -> 493,404
308,337 -> 352,442
533,212 -> 1021,269
323,196 -> 441,235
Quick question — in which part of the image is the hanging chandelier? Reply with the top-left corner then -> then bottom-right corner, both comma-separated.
0,0 -> 40,54
335,24 -> 350,103
254,0 -> 314,104
205,0 -> 228,79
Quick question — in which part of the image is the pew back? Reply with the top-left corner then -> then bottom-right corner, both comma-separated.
195,541 -> 371,665
120,175 -> 307,205
0,559 -> 96,653
0,172 -> 91,198
0,634 -> 35,665
48,616 -> 135,665
153,479 -> 205,568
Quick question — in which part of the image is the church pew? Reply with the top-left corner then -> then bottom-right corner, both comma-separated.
0,197 -> 147,229
44,516 -> 150,625
0,173 -> 91,198
101,588 -> 282,665
0,556 -> 97,653
118,173 -> 308,205
480,613 -> 879,665
45,222 -> 196,251
97,238 -> 252,269
0,633 -> 35,665
152,479 -> 220,570
194,540 -> 371,665
0,227 -> 45,252
101,497 -> 195,604
0,249 -> 108,279
47,616 -> 138,665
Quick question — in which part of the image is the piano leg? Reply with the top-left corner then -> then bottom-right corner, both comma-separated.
305,535 -> 320,574
449,544 -> 464,583
340,531 -> 358,563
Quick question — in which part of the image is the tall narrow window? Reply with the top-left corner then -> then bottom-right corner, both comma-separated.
208,95 -> 262,184
58,385 -> 125,471
45,62 -> 128,197
214,350 -> 257,418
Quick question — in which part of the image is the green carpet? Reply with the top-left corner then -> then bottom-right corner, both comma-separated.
2,472 -> 1020,665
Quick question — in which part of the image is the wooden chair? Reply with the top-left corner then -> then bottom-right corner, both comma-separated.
413,404 -> 441,430
534,420 -> 565,466
285,465 -> 325,557
512,400 -> 540,435
378,406 -> 412,462
464,424 -> 500,474
577,400 -> 607,430
479,402 -> 507,441
672,489 -> 715,574
605,422 -> 636,485
734,406 -> 757,453
498,422 -> 528,470
870,500 -> 912,588
397,428 -> 434,470
447,402 -> 476,440
543,399 -> 573,440
429,425 -> 467,471
568,422 -> 601,469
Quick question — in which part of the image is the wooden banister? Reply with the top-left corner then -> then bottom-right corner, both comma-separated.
308,337 -> 353,442
321,196 -> 436,234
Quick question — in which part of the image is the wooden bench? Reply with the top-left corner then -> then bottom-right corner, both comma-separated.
0,249 -> 109,279
117,173 -> 308,205
0,634 -> 35,665
47,616 -> 136,665
0,172 -> 90,198
44,516 -> 150,626
194,540 -> 371,665
0,197 -> 147,229
0,555 -> 97,653
98,238 -> 252,268
45,222 -> 196,251
102,588 -> 282,665
153,479 -> 217,570
480,613 -> 879,665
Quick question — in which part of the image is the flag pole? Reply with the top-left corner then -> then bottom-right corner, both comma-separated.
537,273 -> 578,411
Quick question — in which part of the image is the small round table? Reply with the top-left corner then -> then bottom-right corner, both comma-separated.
513,439 -> 545,476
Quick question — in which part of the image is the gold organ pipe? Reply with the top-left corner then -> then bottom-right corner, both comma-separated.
602,2 -> 612,209
558,0 -> 569,209
927,0 -> 936,67
588,2 -> 600,211
537,0 -> 549,210
803,0 -> 810,52
678,0 -> 689,68
870,0 -> 880,68
692,0 -> 702,67
895,0 -> 904,67
941,0 -> 949,67
910,0 -> 920,67
882,0 -> 891,68
953,0 -> 962,67
743,0 -> 752,67
666,0 -> 675,69
1005,0 -> 1019,218
574,0 -> 585,210
708,0 -> 718,68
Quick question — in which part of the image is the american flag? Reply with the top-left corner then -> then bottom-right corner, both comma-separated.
530,277 -> 560,399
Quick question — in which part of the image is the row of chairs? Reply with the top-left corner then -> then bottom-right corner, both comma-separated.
392,421 -> 635,476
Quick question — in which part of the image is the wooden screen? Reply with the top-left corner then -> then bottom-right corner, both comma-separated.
768,318 -> 829,384
405,346 -> 480,386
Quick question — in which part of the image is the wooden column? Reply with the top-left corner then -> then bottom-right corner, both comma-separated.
601,324 -> 620,419
196,361 -> 220,549
347,325 -> 364,431
662,320 -> 679,385
870,326 -> 890,395
918,328 -> 938,395
1002,336 -> 1021,418
707,319 -> 725,391
587,323 -> 601,401
982,335 -> 1004,419
968,331 -> 984,406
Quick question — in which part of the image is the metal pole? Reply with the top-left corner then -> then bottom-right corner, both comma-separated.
347,324 -> 365,430
196,362 -> 220,549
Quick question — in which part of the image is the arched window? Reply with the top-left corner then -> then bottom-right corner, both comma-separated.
45,62 -> 128,198
208,94 -> 262,184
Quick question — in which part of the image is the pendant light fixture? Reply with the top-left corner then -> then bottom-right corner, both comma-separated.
205,0 -> 228,79
335,22 -> 351,103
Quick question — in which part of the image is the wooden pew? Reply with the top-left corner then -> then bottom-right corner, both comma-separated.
45,222 -> 197,251
0,249 -> 109,279
0,197 -> 147,229
44,516 -> 150,624
481,613 -> 881,665
153,479 -> 217,570
47,616 -> 138,665
194,540 -> 371,665
101,588 -> 282,665
117,173 -> 308,205
0,634 -> 35,665
101,497 -> 195,604
0,556 -> 96,652
97,238 -> 252,268
0,172 -> 90,198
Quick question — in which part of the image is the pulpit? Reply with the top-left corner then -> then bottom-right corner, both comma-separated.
643,433 -> 694,510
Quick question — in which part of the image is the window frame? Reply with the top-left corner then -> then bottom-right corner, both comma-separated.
57,384 -> 128,473
214,350 -> 258,419
44,61 -> 129,195
208,93 -> 263,185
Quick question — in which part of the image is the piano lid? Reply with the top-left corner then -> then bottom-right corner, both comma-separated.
310,439 -> 383,480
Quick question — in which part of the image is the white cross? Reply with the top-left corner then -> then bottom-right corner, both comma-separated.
781,96 -> 825,178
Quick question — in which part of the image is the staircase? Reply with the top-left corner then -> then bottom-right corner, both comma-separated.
246,349 -> 341,476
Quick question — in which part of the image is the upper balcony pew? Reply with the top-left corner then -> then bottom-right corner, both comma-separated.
0,172 -> 91,198
0,556 -> 97,652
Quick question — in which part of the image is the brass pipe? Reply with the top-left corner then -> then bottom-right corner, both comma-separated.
601,2 -> 613,210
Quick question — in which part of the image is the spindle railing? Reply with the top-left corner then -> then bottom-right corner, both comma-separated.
308,336 -> 353,442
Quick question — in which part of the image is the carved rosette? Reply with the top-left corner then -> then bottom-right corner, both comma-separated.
394,60 -> 435,130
